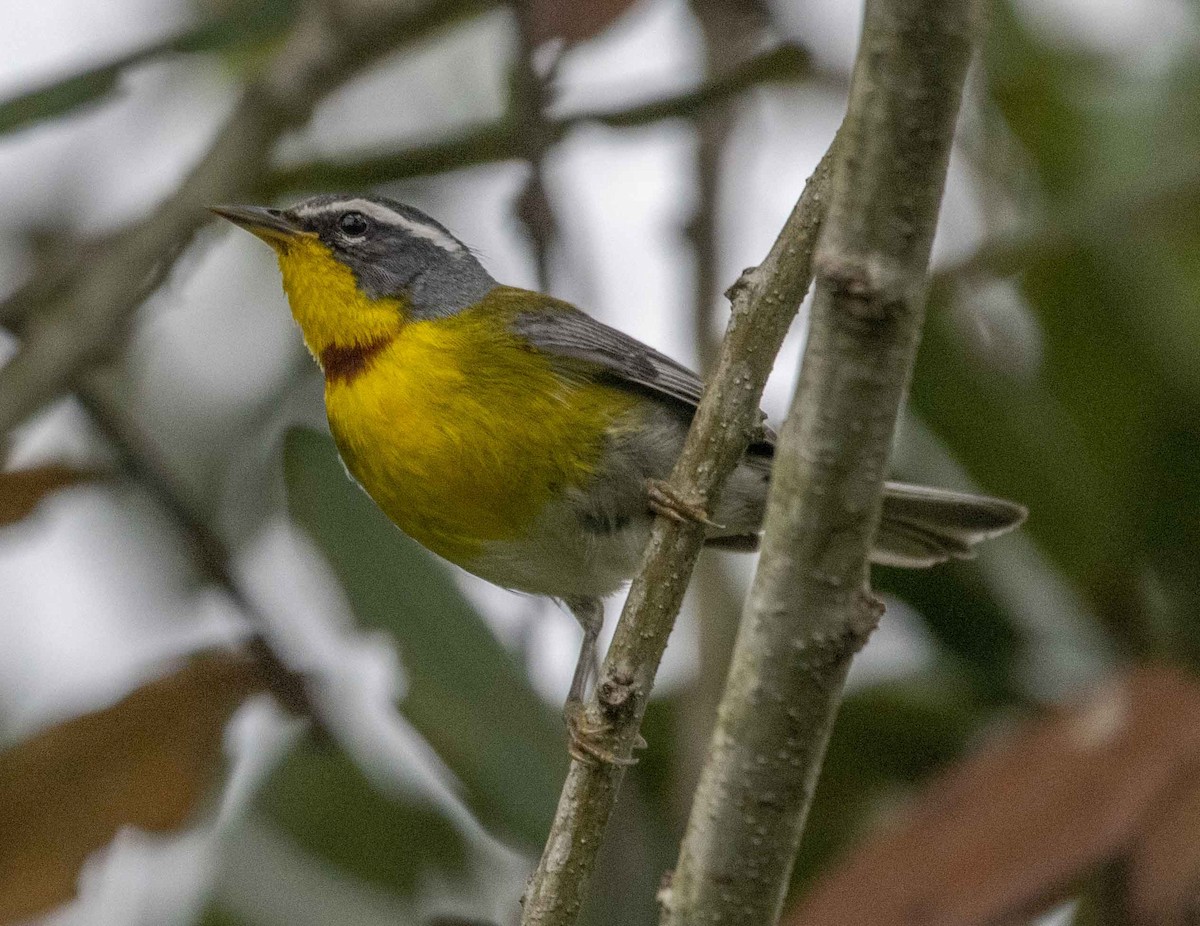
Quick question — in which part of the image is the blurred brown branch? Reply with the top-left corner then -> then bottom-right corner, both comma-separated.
676,0 -> 774,819
0,464 -> 99,527
74,375 -> 317,721
266,42 -> 813,196
519,119 -> 838,926
0,0 -> 495,438
511,1 -> 563,291
662,0 -> 980,922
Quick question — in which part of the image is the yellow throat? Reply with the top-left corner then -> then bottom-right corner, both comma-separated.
269,237 -> 638,565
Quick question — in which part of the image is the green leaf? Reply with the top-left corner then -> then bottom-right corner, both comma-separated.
911,279 -> 1135,604
257,738 -> 467,896
194,904 -> 252,926
0,0 -> 297,137
919,0 -> 1200,659
0,67 -> 124,136
875,561 -> 1024,704
283,427 -> 566,847
983,2 -> 1108,200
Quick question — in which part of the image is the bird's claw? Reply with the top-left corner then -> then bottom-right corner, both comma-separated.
647,479 -> 724,530
564,699 -> 641,767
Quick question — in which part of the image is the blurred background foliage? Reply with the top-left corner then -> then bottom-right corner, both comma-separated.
0,0 -> 1198,923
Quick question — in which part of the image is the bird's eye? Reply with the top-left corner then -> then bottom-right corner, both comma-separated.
338,211 -> 369,237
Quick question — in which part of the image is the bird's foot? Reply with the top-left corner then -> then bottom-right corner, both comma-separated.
564,699 -> 643,767
647,479 -> 724,530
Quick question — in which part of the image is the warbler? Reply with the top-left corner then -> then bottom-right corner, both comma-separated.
212,194 -> 1025,758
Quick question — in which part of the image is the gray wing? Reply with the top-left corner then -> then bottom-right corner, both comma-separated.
512,306 -> 776,443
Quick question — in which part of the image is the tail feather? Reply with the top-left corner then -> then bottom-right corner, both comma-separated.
703,482 -> 1027,569
872,482 -> 1027,568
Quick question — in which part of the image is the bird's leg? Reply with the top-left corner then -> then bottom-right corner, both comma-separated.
562,596 -> 637,766
647,479 -> 724,530
564,596 -> 602,708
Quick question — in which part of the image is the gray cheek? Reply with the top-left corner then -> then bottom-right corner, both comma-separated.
353,259 -> 419,301
346,241 -> 496,318
345,238 -> 424,299
407,259 -> 496,319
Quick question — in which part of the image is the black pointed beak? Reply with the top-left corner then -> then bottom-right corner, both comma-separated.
209,204 -> 305,244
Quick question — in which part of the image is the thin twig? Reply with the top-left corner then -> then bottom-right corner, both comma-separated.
677,0 -> 772,820
519,137 -> 839,926
510,2 -> 562,291
661,1 -> 981,923
0,0 -> 493,436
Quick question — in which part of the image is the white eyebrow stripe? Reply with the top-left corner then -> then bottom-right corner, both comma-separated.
293,198 -> 463,253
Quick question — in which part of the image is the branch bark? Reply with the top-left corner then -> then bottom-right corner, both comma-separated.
519,138 -> 838,926
661,1 -> 980,924
677,0 -> 772,823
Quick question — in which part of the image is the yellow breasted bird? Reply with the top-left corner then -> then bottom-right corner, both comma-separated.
212,194 -> 1026,760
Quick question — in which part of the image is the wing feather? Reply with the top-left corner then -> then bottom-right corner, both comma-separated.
512,306 -> 776,444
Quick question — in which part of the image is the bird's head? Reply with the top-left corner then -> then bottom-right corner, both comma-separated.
211,194 -> 494,358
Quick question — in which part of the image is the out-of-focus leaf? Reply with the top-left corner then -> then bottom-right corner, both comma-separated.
0,464 -> 97,527
1129,763 -> 1200,924
526,0 -> 641,44
927,0 -> 1200,660
913,278 -> 1144,637
1142,426 -> 1200,662
875,562 -> 1025,704
0,651 -> 265,924
983,2 -> 1107,199
784,665 -> 1200,926
0,0 -> 297,137
282,428 -> 565,847
257,738 -> 467,896
194,906 -> 251,926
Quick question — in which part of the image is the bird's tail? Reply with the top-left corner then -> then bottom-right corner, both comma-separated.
872,482 -> 1027,568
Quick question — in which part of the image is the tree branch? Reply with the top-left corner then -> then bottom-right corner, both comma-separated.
0,0 -> 493,438
73,374 -> 317,722
676,0 -> 772,821
519,136 -> 839,926
661,1 -> 980,923
264,42 -> 812,196
510,1 -> 562,292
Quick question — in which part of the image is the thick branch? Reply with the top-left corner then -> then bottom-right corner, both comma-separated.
662,1 -> 980,924
519,141 -> 838,926
0,0 -> 491,437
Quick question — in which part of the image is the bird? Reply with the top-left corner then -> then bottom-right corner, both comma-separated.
211,193 -> 1026,762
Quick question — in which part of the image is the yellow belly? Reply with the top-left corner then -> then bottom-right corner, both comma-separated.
323,308 -> 636,569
